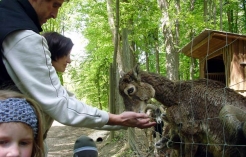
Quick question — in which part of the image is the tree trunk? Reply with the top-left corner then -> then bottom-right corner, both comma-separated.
204,0 -> 208,23
107,0 -> 115,41
175,0 -> 180,77
145,50 -> 150,72
212,0 -> 217,28
220,0 -> 223,30
227,10 -> 233,32
189,2 -> 196,80
107,0 -> 119,140
155,37 -> 160,73
158,0 -> 179,81
243,0 -> 246,31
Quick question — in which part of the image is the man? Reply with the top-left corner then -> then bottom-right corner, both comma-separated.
0,0 -> 155,143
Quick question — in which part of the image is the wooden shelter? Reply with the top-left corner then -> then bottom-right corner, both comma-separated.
180,29 -> 246,95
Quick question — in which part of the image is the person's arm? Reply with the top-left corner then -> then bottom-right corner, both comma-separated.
2,30 -> 156,130
2,30 -> 109,128
66,84 -> 156,130
67,90 -> 156,130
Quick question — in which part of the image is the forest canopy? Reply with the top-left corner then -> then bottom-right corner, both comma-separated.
42,0 -> 246,111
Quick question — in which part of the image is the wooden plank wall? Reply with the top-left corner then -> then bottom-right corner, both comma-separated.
199,40 -> 246,96
230,40 -> 246,96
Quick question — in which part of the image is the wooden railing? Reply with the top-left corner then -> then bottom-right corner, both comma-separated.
205,73 -> 226,84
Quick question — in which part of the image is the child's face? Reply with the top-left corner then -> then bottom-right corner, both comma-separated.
0,122 -> 34,157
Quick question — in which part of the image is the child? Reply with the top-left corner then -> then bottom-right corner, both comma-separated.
73,135 -> 98,157
0,90 -> 44,157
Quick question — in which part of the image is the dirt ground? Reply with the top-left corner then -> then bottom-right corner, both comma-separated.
46,121 -> 149,157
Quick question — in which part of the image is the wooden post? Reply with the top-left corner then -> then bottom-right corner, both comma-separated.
109,64 -> 115,140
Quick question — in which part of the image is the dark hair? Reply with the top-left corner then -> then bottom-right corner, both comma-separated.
42,32 -> 74,61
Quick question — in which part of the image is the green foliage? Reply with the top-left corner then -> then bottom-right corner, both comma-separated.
57,72 -> 64,85
68,0 -> 113,110
42,0 -> 80,33
112,131 -> 125,142
58,0 -> 246,109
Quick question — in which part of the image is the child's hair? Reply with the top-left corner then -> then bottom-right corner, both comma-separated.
0,90 -> 44,157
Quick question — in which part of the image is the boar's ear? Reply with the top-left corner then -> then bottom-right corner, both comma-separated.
119,70 -> 126,78
133,63 -> 141,82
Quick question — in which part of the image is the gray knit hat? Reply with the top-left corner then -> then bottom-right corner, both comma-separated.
73,135 -> 98,157
0,98 -> 38,137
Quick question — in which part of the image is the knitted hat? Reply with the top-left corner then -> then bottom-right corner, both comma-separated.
73,135 -> 98,157
0,98 -> 38,137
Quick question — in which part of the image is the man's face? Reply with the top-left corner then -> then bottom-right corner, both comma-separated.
29,0 -> 64,25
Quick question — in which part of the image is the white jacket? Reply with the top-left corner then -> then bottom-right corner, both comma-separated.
2,30 -> 125,133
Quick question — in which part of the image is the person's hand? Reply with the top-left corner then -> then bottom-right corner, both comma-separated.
107,112 -> 156,129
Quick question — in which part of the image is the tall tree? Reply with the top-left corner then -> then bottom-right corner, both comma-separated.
158,0 -> 179,80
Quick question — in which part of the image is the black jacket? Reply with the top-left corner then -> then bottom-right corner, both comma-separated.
0,0 -> 42,88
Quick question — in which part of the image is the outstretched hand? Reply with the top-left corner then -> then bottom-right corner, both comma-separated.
107,111 -> 156,129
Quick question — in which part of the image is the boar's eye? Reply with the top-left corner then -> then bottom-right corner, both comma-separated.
123,76 -> 134,83
127,87 -> 134,95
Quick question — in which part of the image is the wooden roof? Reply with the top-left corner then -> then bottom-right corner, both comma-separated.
180,29 -> 246,59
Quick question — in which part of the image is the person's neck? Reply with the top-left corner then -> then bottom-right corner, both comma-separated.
18,0 -> 42,32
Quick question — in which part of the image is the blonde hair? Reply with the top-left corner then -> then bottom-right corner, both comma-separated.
0,90 -> 44,157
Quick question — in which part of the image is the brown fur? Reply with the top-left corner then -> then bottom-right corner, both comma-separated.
144,104 -> 165,156
119,64 -> 246,157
